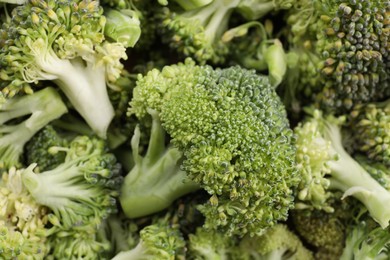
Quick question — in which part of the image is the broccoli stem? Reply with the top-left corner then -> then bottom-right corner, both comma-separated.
22,163 -> 97,214
325,122 -> 390,228
0,88 -> 67,169
185,0 -> 240,43
174,0 -> 213,10
28,39 -> 114,138
120,110 -> 199,218
111,242 -> 148,260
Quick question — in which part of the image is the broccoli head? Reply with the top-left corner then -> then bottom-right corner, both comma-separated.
124,59 -> 298,236
283,0 -> 390,114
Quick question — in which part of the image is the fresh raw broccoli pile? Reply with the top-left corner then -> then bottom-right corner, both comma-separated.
0,0 -> 389,259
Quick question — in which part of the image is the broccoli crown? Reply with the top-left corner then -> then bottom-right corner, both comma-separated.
294,109 -> 390,228
111,223 -> 185,260
349,100 -> 390,166
285,0 -> 390,113
24,125 -> 69,172
130,59 -> 298,236
0,87 -> 67,171
238,224 -> 314,260
0,0 -> 128,137
0,167 -> 49,259
21,135 -> 123,231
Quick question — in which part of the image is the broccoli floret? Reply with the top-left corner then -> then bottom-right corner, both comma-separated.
283,0 -> 390,114
349,99 -> 390,166
21,135 -> 123,231
46,227 -> 112,260
111,222 -> 185,260
292,196 -> 359,260
294,109 -> 390,228
124,59 -> 298,236
237,224 -> 314,260
0,167 -> 49,259
340,221 -> 390,260
157,0 -> 242,64
24,125 -> 69,172
0,0 -> 129,138
188,227 -> 239,259
0,87 -> 67,170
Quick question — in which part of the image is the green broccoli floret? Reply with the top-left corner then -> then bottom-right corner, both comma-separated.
0,0 -> 128,138
123,59 -> 298,236
237,224 -> 314,260
292,196 -> 359,260
46,227 -> 112,260
111,222 -> 185,260
21,135 -> 123,231
0,87 -> 67,170
340,221 -> 390,260
294,109 -> 390,228
349,99 -> 390,166
24,125 -> 69,172
283,0 -> 390,114
0,167 -> 50,259
188,227 -> 239,259
157,0 -> 237,64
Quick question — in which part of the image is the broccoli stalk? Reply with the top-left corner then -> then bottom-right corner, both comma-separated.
0,87 -> 67,170
33,44 -> 116,139
295,110 -> 390,228
120,109 -> 199,218
21,136 -> 122,231
237,0 -> 294,20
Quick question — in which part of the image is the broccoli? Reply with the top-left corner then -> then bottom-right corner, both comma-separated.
283,0 -> 390,114
236,0 -> 294,20
46,227 -> 112,260
340,221 -> 390,260
123,59 -> 298,236
223,20 -> 288,87
0,166 -> 50,259
294,109 -> 390,228
0,87 -> 67,170
24,125 -> 69,172
292,196 -> 360,260
111,222 -> 185,260
188,227 -> 239,259
0,0 -> 130,138
355,155 -> 390,191
349,99 -> 390,166
237,224 -> 314,260
21,135 -> 123,231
